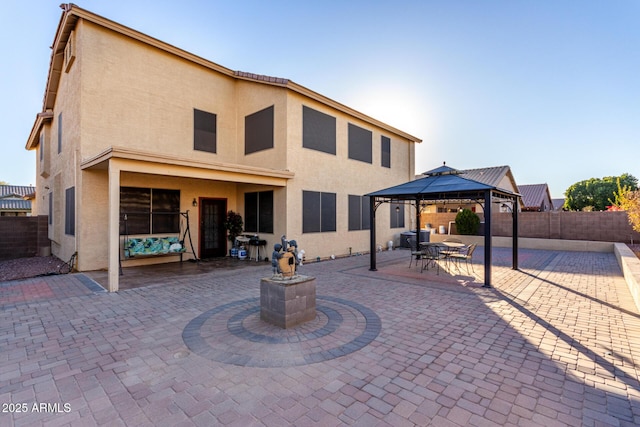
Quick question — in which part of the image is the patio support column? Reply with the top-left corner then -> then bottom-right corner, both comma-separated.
483,190 -> 492,288
369,196 -> 377,271
512,199 -> 518,270
107,161 -> 121,292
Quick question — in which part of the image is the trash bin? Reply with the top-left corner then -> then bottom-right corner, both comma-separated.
400,231 -> 416,248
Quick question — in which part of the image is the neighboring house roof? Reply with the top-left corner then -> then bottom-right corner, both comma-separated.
518,184 -> 553,211
0,185 -> 36,199
27,4 -> 421,151
0,185 -> 35,212
552,198 -> 565,211
0,199 -> 32,211
461,166 -> 512,189
416,164 -> 523,207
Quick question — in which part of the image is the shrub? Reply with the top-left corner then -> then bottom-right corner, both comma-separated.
455,209 -> 480,235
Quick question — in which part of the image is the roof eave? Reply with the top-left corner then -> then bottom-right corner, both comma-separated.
25,111 -> 54,151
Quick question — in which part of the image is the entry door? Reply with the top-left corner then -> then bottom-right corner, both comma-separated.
200,199 -> 227,258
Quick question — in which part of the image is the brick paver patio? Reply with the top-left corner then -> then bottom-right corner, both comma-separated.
1,247 -> 639,426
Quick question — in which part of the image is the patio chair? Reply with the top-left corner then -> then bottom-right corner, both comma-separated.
421,244 -> 443,275
448,243 -> 477,274
407,237 -> 423,269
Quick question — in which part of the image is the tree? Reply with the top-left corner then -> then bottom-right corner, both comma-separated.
564,173 -> 638,211
613,180 -> 640,233
455,208 -> 480,235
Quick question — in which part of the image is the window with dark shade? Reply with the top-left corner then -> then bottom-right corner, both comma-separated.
48,192 -> 52,225
120,187 -> 180,235
57,113 -> 62,154
194,109 -> 217,153
244,191 -> 274,234
321,192 -> 336,232
65,187 -> 75,236
152,189 -> 180,234
258,191 -> 274,233
348,195 -> 370,231
302,191 -> 320,233
245,105 -> 274,155
381,136 -> 391,168
348,123 -> 372,163
245,192 -> 258,232
302,106 -> 336,155
303,190 -> 336,233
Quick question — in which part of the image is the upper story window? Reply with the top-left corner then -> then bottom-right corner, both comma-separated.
381,136 -> 391,168
57,113 -> 62,154
194,109 -> 217,153
39,133 -> 44,162
245,105 -> 274,155
302,106 -> 336,155
348,123 -> 372,164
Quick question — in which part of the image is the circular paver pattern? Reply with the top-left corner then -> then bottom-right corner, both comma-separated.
182,295 -> 381,367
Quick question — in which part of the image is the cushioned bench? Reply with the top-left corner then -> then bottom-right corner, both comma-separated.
124,236 -> 186,260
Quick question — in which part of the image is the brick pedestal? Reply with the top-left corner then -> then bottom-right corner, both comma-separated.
260,275 -> 316,328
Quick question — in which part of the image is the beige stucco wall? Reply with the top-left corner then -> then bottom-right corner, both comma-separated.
79,21 -> 240,165
38,26 -> 83,264
35,15 -> 419,277
283,93 -> 415,260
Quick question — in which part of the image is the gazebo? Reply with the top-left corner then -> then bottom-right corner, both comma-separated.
365,164 -> 521,287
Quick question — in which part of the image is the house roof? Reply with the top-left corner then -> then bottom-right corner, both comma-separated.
518,184 -> 552,210
416,164 -> 522,206
27,4 -> 421,151
0,185 -> 36,199
552,198 -> 565,210
461,166 -> 512,188
0,199 -> 32,211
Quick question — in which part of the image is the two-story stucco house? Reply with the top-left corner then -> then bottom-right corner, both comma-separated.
25,4 -> 421,291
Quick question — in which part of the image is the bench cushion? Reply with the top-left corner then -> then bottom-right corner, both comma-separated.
125,237 -> 184,257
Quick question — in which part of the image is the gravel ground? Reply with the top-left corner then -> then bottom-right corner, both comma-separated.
0,256 -> 70,282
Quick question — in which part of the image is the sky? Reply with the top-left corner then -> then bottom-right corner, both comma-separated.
1,1 -> 639,198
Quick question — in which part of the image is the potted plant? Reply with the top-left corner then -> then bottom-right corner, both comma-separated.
224,210 -> 244,256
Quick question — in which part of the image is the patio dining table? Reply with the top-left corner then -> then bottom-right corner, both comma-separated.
419,241 -> 466,270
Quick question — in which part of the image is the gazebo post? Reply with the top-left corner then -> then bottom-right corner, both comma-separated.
415,197 -> 422,252
512,199 -> 518,270
369,196 -> 377,271
483,190 -> 492,288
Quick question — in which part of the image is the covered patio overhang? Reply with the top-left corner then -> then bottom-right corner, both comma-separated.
81,146 -> 294,292
366,164 -> 521,287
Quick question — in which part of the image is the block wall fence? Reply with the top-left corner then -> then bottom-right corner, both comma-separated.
0,216 -> 50,260
420,211 -> 640,244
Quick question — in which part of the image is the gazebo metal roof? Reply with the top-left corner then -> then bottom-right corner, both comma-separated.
365,164 -> 521,287
367,164 -> 517,202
